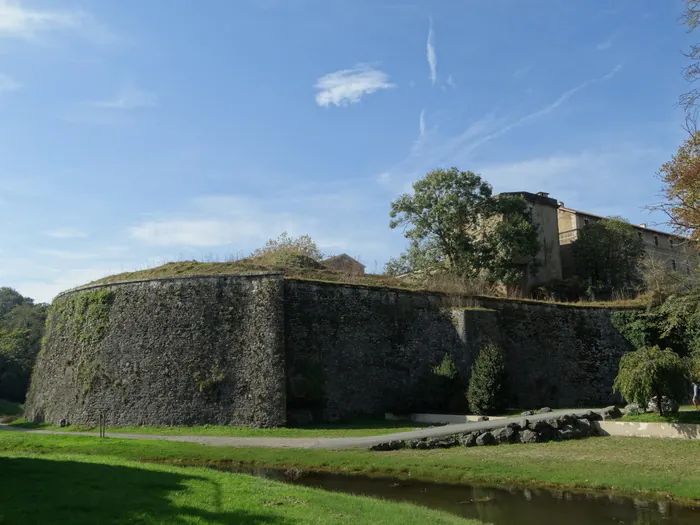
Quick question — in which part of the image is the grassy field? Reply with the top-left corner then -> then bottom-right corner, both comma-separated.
7,418 -> 430,438
0,452 -> 477,525
1,432 -> 699,504
622,407 -> 700,425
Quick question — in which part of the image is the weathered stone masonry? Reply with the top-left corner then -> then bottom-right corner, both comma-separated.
25,274 -> 635,427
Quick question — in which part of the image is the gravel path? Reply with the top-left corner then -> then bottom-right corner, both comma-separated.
0,409 -> 602,449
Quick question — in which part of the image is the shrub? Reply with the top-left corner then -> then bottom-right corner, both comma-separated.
613,345 -> 689,415
467,342 -> 507,415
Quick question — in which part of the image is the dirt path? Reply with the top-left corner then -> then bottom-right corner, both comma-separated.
0,409 -> 601,449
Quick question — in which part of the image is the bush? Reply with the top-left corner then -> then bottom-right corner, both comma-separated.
467,342 -> 507,415
613,345 -> 689,416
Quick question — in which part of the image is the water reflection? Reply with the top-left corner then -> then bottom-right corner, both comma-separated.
196,464 -> 699,525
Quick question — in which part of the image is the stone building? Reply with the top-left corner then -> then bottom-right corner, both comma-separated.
557,205 -> 696,278
498,192 -> 696,292
323,254 -> 365,276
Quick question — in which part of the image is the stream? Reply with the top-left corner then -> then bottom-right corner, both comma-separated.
193,463 -> 699,524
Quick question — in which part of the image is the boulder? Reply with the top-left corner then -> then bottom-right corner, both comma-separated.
370,440 -> 405,451
573,418 -> 595,438
624,403 -> 644,416
557,425 -> 583,440
521,410 -> 535,416
459,433 -> 477,447
476,432 -> 497,446
457,432 -> 476,447
411,439 -> 430,450
579,410 -> 602,422
647,397 -> 680,415
528,419 -> 552,432
600,406 -> 623,420
492,427 -> 518,444
538,407 -> 552,414
506,421 -> 521,430
519,429 -> 539,444
427,436 -> 459,449
536,426 -> 554,443
518,418 -> 530,429
477,415 -> 490,422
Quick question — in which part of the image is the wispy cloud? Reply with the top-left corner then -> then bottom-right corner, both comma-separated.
596,38 -> 613,51
446,74 -> 457,89
42,228 -> 89,239
513,66 -> 531,79
0,0 -> 83,39
379,65 -> 623,188
314,64 -> 396,107
92,84 -> 158,110
427,16 -> 437,85
0,73 -> 20,93
419,109 -> 426,136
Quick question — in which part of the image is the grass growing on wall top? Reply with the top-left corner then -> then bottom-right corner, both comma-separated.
84,260 -> 645,308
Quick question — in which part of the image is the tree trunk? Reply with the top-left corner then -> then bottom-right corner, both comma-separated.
656,392 -> 664,417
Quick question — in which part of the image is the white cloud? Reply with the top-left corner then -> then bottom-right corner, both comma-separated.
0,73 -> 20,93
92,85 -> 158,110
419,109 -> 426,136
513,66 -> 531,79
42,227 -> 88,239
0,0 -> 83,39
446,74 -> 457,89
427,16 -> 437,85
314,64 -> 396,107
596,39 -> 613,51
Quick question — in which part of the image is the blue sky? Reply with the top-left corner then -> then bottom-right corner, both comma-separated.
0,0 -> 694,302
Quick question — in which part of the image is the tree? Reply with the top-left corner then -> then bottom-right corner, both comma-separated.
571,217 -> 645,298
388,167 -> 540,285
613,346 -> 689,416
467,342 -> 507,415
680,1 -> 700,116
0,287 -> 28,319
251,232 -> 323,262
651,131 -> 700,242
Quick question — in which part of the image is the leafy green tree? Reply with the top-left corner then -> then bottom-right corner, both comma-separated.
0,287 -> 28,319
467,342 -> 507,415
571,217 -> 645,298
388,167 -> 540,285
613,346 -> 689,416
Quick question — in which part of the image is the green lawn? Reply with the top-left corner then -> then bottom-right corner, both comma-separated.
0,452 -> 477,525
8,418 -> 431,438
1,432 -> 699,505
622,406 -> 700,425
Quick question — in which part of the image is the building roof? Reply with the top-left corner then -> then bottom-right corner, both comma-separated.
558,206 -> 689,241
498,191 -> 560,208
323,254 -> 366,268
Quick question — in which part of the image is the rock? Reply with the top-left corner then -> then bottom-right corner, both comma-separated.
520,410 -> 535,416
528,419 -> 552,432
519,429 -> 539,444
579,410 -> 602,422
600,406 -> 623,420
476,432 -> 497,446
427,436 -> 458,449
557,425 -> 583,440
459,433 -> 477,447
538,407 -> 552,414
492,427 -> 510,444
412,439 -> 430,450
573,418 -> 595,437
536,426 -> 554,443
477,415 -> 489,422
647,397 -> 680,415
504,426 -> 520,444
518,418 -> 530,429
624,403 -> 644,416
370,440 -> 405,451
506,422 -> 520,431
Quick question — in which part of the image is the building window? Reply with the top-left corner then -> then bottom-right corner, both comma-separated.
672,259 -> 677,272
583,218 -> 589,226
638,231 -> 643,240
670,238 -> 674,249
654,235 -> 659,247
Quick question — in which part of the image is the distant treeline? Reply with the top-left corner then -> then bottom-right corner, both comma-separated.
0,288 -> 48,402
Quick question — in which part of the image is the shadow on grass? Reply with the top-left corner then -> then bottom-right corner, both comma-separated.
0,457 -> 292,525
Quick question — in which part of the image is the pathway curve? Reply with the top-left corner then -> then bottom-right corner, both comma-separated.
0,409 -> 602,449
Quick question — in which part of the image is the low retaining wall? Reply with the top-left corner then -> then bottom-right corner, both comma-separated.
596,421 -> 700,440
